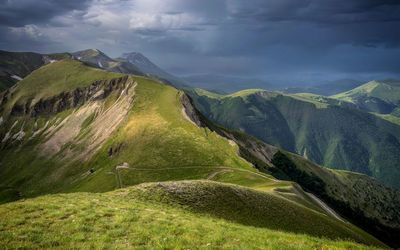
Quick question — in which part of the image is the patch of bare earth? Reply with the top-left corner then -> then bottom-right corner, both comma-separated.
41,77 -> 137,162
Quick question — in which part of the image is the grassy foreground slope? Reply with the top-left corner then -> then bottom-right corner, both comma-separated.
186,88 -> 400,190
0,181 -> 385,249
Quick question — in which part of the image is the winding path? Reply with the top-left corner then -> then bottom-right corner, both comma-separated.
305,192 -> 345,222
206,169 -> 233,180
114,165 -> 280,183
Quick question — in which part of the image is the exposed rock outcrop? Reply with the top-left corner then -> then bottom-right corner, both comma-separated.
10,75 -> 133,117
181,93 -> 206,128
181,93 -> 277,166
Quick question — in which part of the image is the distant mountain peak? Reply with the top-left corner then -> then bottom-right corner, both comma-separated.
120,52 -> 158,71
119,52 -> 187,88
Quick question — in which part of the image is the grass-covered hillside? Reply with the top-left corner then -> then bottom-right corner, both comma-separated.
332,79 -> 400,116
0,181 -> 386,249
0,58 -> 398,247
0,59 -> 254,199
186,88 -> 400,190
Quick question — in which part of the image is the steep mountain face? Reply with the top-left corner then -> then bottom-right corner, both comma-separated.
187,88 -> 400,190
282,79 -> 362,96
1,58 -> 399,247
120,52 -> 187,88
72,49 -> 144,76
0,50 -> 72,91
332,79 -> 400,115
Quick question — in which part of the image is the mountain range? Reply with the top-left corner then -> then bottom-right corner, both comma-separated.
186,88 -> 400,190
0,49 -> 399,248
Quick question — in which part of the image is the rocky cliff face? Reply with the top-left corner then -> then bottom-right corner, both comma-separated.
9,75 -> 132,117
181,92 -> 277,166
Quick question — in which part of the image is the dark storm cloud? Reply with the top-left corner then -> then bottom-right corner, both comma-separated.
0,0 -> 399,84
228,0 -> 400,23
224,0 -> 400,49
0,0 -> 91,27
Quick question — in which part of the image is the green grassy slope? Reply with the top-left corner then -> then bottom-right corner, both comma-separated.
0,181 -> 385,249
0,59 -> 253,199
186,88 -> 400,190
2,59 -> 123,110
0,59 -> 394,247
332,79 -> 400,115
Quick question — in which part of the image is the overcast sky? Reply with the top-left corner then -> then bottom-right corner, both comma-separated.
1,0 -> 400,85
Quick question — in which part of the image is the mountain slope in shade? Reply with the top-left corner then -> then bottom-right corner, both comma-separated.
120,52 -> 188,88
186,88 -> 400,191
1,58 -> 398,247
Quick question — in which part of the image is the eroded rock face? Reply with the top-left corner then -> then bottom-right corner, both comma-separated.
181,93 -> 205,128
181,93 -> 277,166
10,75 -> 132,117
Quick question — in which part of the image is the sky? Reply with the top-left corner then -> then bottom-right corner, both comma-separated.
1,0 -> 400,86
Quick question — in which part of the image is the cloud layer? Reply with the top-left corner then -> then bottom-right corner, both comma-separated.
1,0 -> 400,84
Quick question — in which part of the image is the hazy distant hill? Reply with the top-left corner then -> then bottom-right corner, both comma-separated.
282,79 -> 363,96
182,74 -> 275,93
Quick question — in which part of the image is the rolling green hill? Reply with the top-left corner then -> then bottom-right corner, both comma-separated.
0,181 -> 385,249
186,88 -> 400,191
0,59 -> 399,247
332,79 -> 400,116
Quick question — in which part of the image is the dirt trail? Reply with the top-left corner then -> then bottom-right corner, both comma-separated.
305,192 -> 345,222
115,162 -> 131,188
117,165 -> 280,183
206,169 -> 233,180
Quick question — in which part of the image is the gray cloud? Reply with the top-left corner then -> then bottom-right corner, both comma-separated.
0,0 -> 91,27
0,0 -> 399,85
